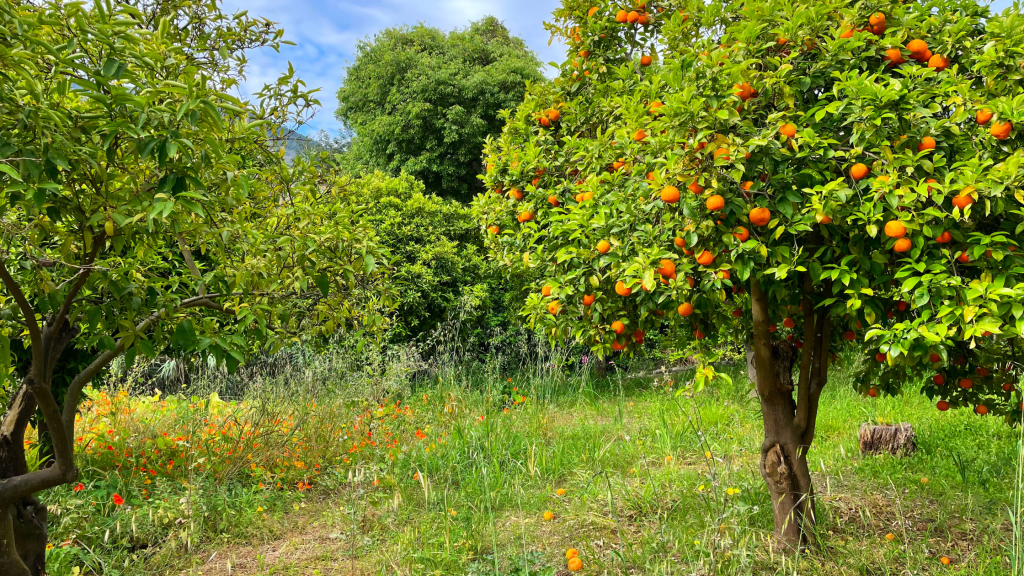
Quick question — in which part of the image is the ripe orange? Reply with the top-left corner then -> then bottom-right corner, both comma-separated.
510,188 -> 524,201
627,10 -> 640,23
869,12 -> 885,26
732,308 -> 742,318
839,27 -> 854,39
883,47 -> 905,67
583,294 -> 595,306
733,82 -> 756,101
588,6 -> 599,17
714,147 -> 729,161
649,101 -> 664,114
661,186 -> 681,204
597,240 -> 611,254
687,180 -> 704,194
542,285 -> 553,297
883,220 -> 906,238
634,129 -> 647,142
539,116 -> 551,127
547,109 -> 561,122
633,329 -> 645,343
678,302 -> 694,317
817,213 -> 833,224
547,301 -> 561,315
844,330 -> 856,341
615,281 -> 632,296
957,251 -> 970,263
740,181 -> 753,191
517,210 -> 534,223
991,120 -> 1013,140
611,320 -> 626,334
694,328 -> 705,340
927,54 -> 950,71
976,108 -> 993,125
906,39 -> 928,58
487,225 -> 499,234
769,324 -> 777,333
783,317 -> 796,329
717,270 -> 730,280
706,195 -> 725,211
616,10 -> 627,22
850,163 -> 869,180
929,352 -> 941,363
933,374 -> 945,385
868,387 -> 878,397
548,195 -> 560,207
936,401 -> 950,412
779,123 -> 797,138
894,238 -> 912,252
640,55 -> 652,66
959,378 -> 973,389
749,207 -> 771,226
975,404 -> 988,415
952,188 -> 975,209
733,226 -> 749,242
674,237 -> 686,249
656,259 -> 676,276
611,341 -> 625,351
568,557 -> 583,572
935,231 -> 952,243
917,136 -> 936,151
696,250 -> 715,266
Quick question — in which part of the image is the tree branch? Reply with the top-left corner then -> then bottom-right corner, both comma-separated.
0,260 -> 42,362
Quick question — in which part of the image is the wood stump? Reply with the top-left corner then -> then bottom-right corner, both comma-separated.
859,422 -> 916,457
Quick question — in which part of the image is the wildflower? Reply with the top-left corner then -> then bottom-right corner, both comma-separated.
257,506 -> 264,512
556,488 -> 566,496
72,483 -> 85,492
726,487 -> 740,496
697,484 -> 705,492
415,429 -> 426,440
885,533 -> 895,541
704,451 -> 712,459
112,494 -> 124,506
448,508 -> 457,517
665,455 -> 674,463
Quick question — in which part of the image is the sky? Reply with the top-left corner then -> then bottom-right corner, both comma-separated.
221,0 -> 566,135
222,0 -> 1017,136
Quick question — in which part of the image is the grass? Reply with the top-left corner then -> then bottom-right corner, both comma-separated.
42,346 -> 1021,575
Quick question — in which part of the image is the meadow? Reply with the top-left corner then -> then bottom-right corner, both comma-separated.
40,342 -> 1021,576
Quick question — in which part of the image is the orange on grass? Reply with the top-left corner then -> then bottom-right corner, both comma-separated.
991,120 -> 1013,140
543,510 -> 554,521
678,302 -> 694,317
850,163 -> 869,180
661,185 -> 681,204
976,108 -> 993,125
597,240 -> 611,254
883,220 -> 906,238
611,320 -> 626,334
687,180 -> 704,194
749,207 -> 771,226
640,55 -> 653,66
566,548 -> 579,560
894,238 -> 912,252
917,136 -> 936,151
936,231 -> 952,243
615,281 -> 632,296
582,294 -> 595,306
733,226 -> 750,242
706,195 -> 725,211
487,225 -> 499,235
656,259 -> 676,277
568,557 -> 583,572
696,250 -> 715,266
779,123 -> 797,138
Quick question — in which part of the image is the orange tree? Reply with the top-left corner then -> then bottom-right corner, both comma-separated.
474,0 -> 1024,548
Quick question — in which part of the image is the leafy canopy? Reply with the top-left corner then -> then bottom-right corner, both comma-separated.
475,0 -> 1024,419
336,16 -> 546,202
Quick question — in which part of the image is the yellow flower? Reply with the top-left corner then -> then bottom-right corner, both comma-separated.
704,451 -> 712,459
697,484 -> 705,492
256,506 -> 264,512
448,508 -> 457,517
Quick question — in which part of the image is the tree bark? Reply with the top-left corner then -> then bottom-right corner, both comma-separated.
0,387 -> 47,576
749,275 -> 828,551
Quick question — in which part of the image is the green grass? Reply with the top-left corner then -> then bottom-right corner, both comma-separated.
46,351 -> 1021,575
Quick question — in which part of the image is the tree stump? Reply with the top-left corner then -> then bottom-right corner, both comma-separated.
859,422 -> 917,457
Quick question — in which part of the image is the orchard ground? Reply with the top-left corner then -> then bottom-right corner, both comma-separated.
44,349 -> 1019,576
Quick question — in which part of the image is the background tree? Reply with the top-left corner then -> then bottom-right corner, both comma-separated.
336,16 -> 546,202
0,1 -> 386,574
475,0 -> 1024,549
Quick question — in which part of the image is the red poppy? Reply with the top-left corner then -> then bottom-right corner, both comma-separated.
112,494 -> 124,506
72,483 -> 85,492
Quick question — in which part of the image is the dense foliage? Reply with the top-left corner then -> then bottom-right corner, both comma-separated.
336,16 -> 547,202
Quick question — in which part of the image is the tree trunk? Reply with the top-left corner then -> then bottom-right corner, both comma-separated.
0,386 -> 49,576
750,275 -> 830,551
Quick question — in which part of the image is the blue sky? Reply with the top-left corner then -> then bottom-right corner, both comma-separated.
222,0 -> 566,135
223,0 -> 1016,136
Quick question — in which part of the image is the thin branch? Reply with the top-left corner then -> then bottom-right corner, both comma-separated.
0,260 -> 42,359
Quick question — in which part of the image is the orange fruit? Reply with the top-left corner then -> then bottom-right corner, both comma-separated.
634,129 -> 647,142
627,10 -> 640,23
868,387 -> 878,397
975,404 -> 988,415
542,285 -> 553,297
718,270 -> 730,279
547,301 -> 561,315
509,188 -> 524,201
568,557 -> 583,572
933,374 -> 946,385
927,54 -> 950,71
547,109 -> 561,122
883,47 -> 905,67
706,195 -> 725,211
783,317 -> 796,329
906,39 -> 928,58
936,231 -> 952,243
583,294 -> 595,306
539,116 -> 551,127
839,27 -> 854,39
959,378 -> 973,389
588,6 -> 599,17
817,213 -> 833,224
749,207 -> 771,226
883,220 -> 906,238
740,181 -> 753,191
976,108 -> 993,125
696,250 -> 715,266
952,188 -> 975,210
769,324 -> 777,333
487,225 -> 500,234
850,163 -> 869,180
894,238 -> 912,252
844,330 -> 856,341
925,178 -> 938,193
656,259 -> 676,277
991,120 -> 1013,140
633,329 -> 645,343
616,10 -> 627,22
779,123 -> 797,138
733,226 -> 749,242
640,55 -> 653,66
615,281 -> 632,296
936,401 -> 950,412
714,147 -> 729,161
611,320 -> 626,334
687,180 -> 704,194
869,12 -> 886,26
649,101 -> 664,114
661,186 -> 681,204
517,210 -> 534,223
678,302 -> 694,317
611,341 -> 625,351
694,328 -> 705,340
548,195 -> 560,207
917,136 -> 936,151
957,251 -> 970,263
733,82 -> 756,101
597,240 -> 611,254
